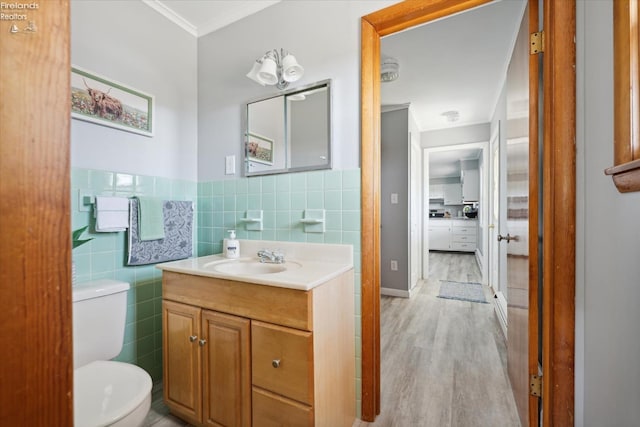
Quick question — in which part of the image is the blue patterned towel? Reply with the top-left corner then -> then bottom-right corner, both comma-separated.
127,199 -> 193,266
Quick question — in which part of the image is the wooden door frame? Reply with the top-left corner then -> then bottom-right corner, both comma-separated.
359,1 -> 575,425
0,0 -> 72,425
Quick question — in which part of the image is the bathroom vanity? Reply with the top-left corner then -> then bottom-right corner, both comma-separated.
157,241 -> 355,427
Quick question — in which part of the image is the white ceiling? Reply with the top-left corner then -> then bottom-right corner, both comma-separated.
143,0 -> 281,37
381,0 -> 526,131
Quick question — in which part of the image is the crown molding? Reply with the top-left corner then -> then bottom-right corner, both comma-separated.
141,0 -> 198,37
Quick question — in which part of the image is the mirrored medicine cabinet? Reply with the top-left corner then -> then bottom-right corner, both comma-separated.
244,79 -> 331,176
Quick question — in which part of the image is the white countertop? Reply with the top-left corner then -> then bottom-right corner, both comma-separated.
156,240 -> 354,291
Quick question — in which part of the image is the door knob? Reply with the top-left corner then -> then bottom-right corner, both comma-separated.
497,233 -> 519,243
272,359 -> 281,368
189,335 -> 198,342
199,339 -> 207,347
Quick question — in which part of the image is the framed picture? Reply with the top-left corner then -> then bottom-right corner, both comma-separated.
246,133 -> 274,165
71,66 -> 154,137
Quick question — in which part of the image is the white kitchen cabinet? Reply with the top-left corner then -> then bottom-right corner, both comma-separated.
429,184 -> 444,200
428,219 -> 478,253
428,220 -> 451,250
451,220 -> 477,252
443,183 -> 463,205
461,169 -> 480,202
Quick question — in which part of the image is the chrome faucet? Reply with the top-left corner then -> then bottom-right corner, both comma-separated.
257,249 -> 285,264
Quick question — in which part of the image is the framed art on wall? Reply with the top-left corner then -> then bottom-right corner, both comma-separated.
71,66 -> 154,137
246,132 -> 274,165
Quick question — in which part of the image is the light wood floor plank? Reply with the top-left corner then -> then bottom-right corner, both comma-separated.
355,252 -> 520,427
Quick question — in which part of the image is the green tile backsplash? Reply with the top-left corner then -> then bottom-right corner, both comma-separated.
71,168 -> 197,382
72,167 -> 362,413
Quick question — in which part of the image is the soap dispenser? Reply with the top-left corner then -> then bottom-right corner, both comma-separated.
225,230 -> 240,259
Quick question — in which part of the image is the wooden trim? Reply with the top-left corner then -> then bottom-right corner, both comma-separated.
0,1 -> 72,425
360,18 -> 381,421
542,0 -> 576,426
609,0 -> 640,192
605,158 -> 640,192
360,0 -> 491,422
360,0 -> 576,424
528,1 -> 541,425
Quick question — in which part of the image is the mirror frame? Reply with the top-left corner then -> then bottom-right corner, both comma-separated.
243,79 -> 332,177
605,0 -> 640,192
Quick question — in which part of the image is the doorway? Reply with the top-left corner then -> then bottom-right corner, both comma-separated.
360,0 -> 576,424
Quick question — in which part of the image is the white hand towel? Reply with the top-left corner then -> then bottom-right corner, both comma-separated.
94,196 -> 129,232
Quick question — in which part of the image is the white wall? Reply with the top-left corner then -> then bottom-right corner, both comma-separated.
576,1 -> 640,425
71,0 -> 198,181
197,0 -> 398,181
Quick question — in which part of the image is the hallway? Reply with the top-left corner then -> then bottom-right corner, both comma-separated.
355,252 -> 520,427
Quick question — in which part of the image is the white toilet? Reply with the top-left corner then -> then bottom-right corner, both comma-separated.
73,279 -> 153,427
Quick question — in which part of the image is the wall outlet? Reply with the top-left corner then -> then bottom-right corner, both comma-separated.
391,193 -> 398,204
225,155 -> 235,175
390,260 -> 398,271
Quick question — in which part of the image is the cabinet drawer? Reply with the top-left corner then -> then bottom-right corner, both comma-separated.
451,242 -> 476,252
252,387 -> 314,427
452,234 -> 476,244
252,321 -> 313,405
452,226 -> 476,235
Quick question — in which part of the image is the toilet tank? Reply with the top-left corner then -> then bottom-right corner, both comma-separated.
73,279 -> 130,369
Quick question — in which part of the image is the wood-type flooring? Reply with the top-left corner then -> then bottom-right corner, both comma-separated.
354,252 -> 520,427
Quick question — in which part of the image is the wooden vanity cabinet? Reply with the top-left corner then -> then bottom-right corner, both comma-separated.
163,300 -> 251,427
161,269 -> 355,427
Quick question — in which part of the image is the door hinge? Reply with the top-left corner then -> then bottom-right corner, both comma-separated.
530,374 -> 542,397
530,31 -> 545,54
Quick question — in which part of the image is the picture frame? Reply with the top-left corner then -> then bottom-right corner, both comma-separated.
71,66 -> 154,137
246,133 -> 274,165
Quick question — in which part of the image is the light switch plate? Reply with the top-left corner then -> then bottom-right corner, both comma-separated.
225,155 -> 235,175
391,193 -> 398,204
390,260 -> 398,271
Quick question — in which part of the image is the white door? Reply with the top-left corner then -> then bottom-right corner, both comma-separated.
489,126 -> 507,329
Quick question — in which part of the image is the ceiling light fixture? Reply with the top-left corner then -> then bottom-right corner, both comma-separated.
246,48 -> 304,90
380,56 -> 399,83
441,110 -> 460,122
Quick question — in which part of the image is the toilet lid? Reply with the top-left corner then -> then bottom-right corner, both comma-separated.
74,360 -> 152,427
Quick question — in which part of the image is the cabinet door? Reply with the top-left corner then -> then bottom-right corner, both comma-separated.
428,223 -> 451,251
462,169 -> 480,201
163,300 -> 202,422
202,310 -> 251,427
443,183 -> 462,205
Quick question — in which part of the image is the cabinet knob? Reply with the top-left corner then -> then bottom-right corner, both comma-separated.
189,335 -> 198,342
272,359 -> 281,368
199,339 -> 207,347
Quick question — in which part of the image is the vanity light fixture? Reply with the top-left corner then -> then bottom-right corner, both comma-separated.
380,55 -> 399,82
246,48 -> 304,90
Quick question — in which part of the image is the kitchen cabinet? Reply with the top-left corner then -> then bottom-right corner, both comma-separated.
428,220 -> 452,250
428,219 -> 478,253
451,220 -> 478,252
462,169 -> 480,202
429,184 -> 444,200
162,270 -> 355,427
443,183 -> 463,205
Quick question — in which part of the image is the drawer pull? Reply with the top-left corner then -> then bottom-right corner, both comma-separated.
189,335 -> 198,342
199,339 -> 207,347
272,359 -> 281,368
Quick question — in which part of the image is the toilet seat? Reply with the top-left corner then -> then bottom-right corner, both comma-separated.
74,360 -> 152,427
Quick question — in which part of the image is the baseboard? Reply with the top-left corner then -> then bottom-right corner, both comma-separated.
381,287 -> 411,298
493,291 -> 508,338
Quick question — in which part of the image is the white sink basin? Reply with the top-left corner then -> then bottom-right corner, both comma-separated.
210,259 -> 302,275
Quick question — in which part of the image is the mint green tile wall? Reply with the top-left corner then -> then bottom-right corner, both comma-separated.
71,168 -> 197,382
197,168 -> 363,414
